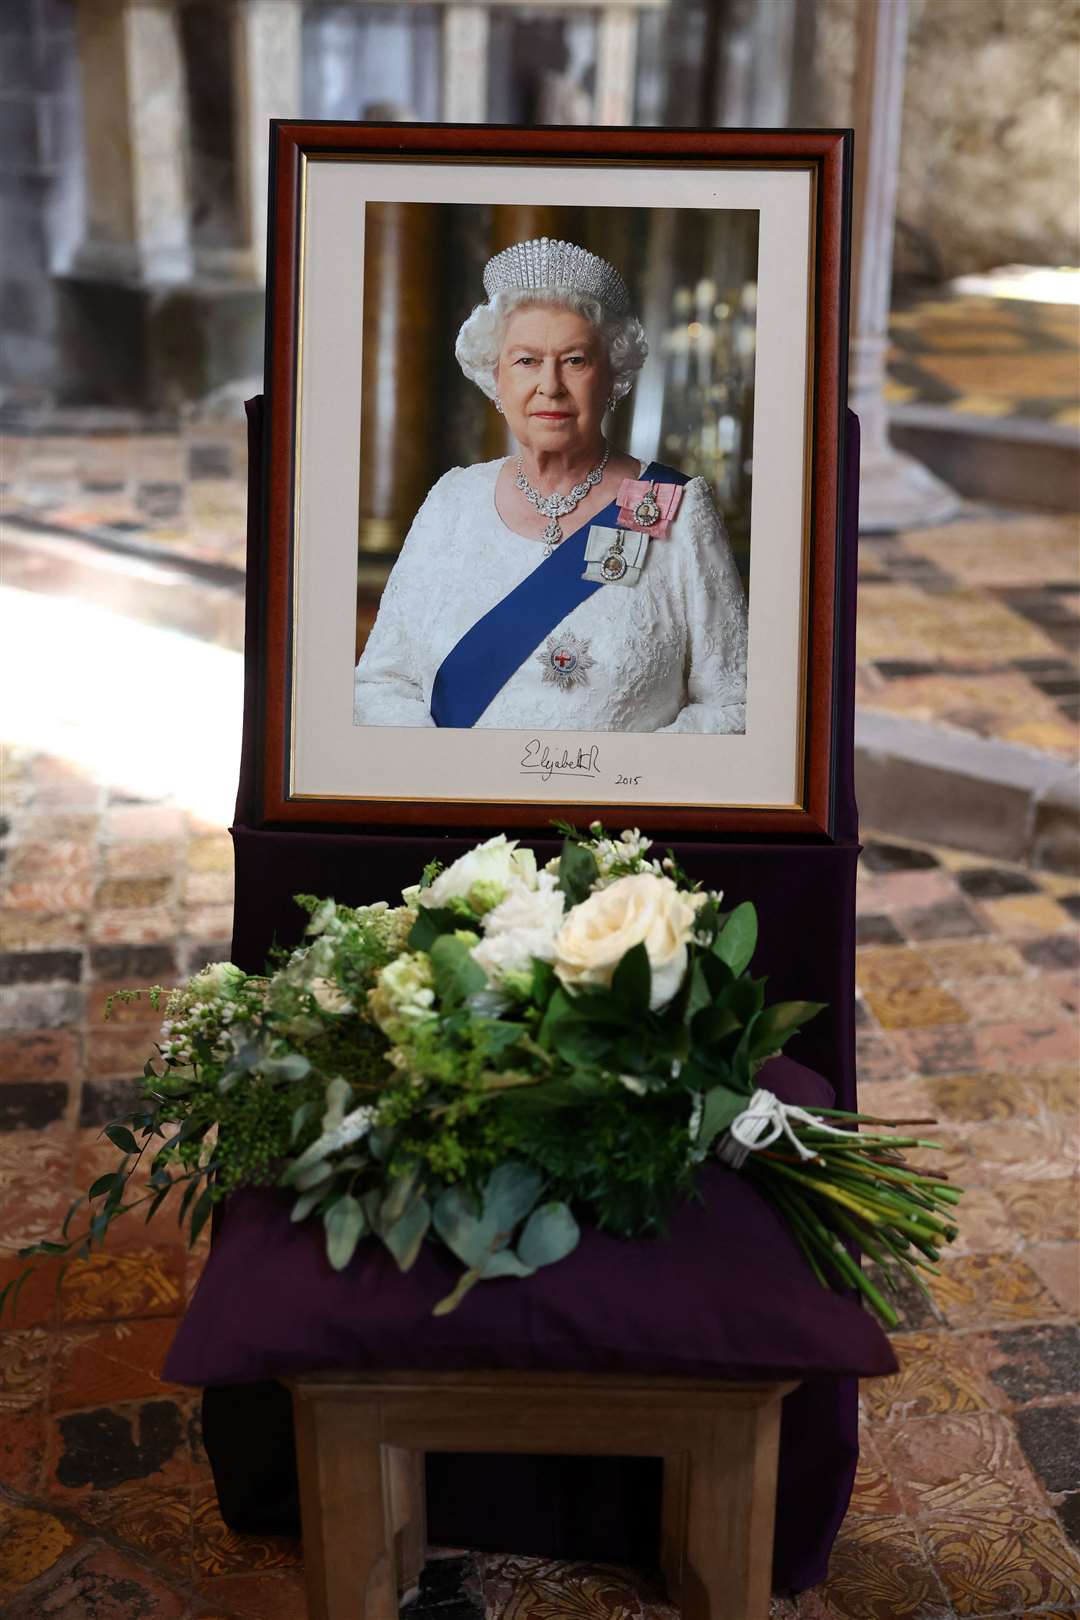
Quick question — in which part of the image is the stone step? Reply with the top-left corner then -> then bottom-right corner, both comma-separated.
890,404 -> 1079,514
856,709 -> 1078,876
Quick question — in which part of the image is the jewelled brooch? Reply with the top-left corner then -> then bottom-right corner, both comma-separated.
536,632 -> 595,691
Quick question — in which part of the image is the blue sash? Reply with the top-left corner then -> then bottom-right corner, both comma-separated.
431,462 -> 688,728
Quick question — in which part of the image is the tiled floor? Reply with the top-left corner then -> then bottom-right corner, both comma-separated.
0,741 -> 1077,1618
886,289 -> 1079,427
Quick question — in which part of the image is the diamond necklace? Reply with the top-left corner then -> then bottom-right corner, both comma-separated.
515,444 -> 610,558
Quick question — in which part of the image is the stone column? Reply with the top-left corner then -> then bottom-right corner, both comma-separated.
232,0 -> 302,284
72,0 -> 192,282
595,6 -> 637,125
850,0 -> 959,529
442,5 -> 489,122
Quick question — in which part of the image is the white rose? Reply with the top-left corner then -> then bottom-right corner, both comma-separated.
188,961 -> 245,1000
471,871 -> 565,982
553,872 -> 699,1010
420,835 -> 537,911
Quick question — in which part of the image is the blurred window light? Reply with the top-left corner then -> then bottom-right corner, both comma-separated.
949,266 -> 1080,305
0,587 -> 243,827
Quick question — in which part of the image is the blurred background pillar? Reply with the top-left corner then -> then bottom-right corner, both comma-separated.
595,6 -> 637,125
359,202 -> 440,562
232,0 -> 303,285
849,0 -> 960,529
443,6 -> 490,122
72,0 -> 192,282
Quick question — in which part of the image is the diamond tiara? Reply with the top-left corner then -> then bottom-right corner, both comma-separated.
482,237 -> 630,316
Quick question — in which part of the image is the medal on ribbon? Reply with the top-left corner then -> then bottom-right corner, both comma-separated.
614,478 -> 684,538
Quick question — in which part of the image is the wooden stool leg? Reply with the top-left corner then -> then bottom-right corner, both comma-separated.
681,1397 -> 785,1620
386,1445 -> 426,1597
292,1385 -> 399,1620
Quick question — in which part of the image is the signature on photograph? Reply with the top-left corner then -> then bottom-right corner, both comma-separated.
519,739 -> 601,783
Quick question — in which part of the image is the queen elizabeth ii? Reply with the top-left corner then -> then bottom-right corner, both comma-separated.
353,238 -> 747,733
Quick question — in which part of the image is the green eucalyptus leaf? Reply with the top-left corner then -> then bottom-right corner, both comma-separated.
713,902 -> 758,976
517,1202 -> 580,1269
479,1248 -> 535,1279
324,1194 -> 367,1271
290,1101 -> 315,1145
292,1160 -> 334,1194
381,1169 -> 421,1227
432,1187 -> 497,1269
380,1196 -> 431,1273
290,1186 -> 328,1223
260,1051 -> 311,1082
483,1162 -> 544,1235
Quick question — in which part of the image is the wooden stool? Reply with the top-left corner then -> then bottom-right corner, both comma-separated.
289,1369 -> 799,1620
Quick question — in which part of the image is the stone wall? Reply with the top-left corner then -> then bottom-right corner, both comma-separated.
0,0 -> 83,398
814,0 -> 1080,282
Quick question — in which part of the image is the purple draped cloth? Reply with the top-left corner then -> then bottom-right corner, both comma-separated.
180,400 -> 870,1592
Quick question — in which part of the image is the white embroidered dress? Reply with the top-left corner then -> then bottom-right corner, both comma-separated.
353,459 -> 748,734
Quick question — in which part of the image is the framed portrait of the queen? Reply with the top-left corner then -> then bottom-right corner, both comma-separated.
257,122 -> 853,837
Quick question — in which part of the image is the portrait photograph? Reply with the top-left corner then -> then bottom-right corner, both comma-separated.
258,125 -> 852,835
351,203 -> 759,742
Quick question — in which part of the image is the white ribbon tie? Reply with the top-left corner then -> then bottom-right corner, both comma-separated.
719,1088 -> 854,1170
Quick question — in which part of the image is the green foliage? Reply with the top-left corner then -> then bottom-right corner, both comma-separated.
2,825 -> 959,1333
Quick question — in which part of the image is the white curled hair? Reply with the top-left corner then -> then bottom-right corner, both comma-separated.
455,287 -> 648,405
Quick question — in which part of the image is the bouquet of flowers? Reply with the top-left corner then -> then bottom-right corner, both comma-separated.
8,826 -> 960,1326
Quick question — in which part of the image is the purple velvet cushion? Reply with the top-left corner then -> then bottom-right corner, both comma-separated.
164,1056 -> 897,1387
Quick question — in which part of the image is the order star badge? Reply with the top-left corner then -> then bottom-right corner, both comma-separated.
537,632 -> 595,692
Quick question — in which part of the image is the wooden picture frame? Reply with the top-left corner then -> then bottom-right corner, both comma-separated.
257,122 -> 853,838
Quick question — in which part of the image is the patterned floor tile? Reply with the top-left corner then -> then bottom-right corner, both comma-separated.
195,1568 -> 311,1619
1027,1245 -> 1080,1316
0,1409 -> 47,1494
813,1514 -> 951,1619
0,1327 -> 50,1413
876,1410 -> 1048,1518
998,1182 -> 1079,1243
921,1509 -> 1080,1615
863,984 -> 969,1029
982,1323 -> 1080,1410
927,1253 -> 1065,1329
861,1331 -> 1001,1425
58,1244 -> 185,1326
50,1318 -> 184,1412
477,1555 -> 676,1620
922,938 -> 1028,980
191,1483 -> 302,1577
847,1429 -> 905,1516
87,1483 -> 194,1572
45,1395 -> 195,1511
1,1540 -> 192,1619
0,1502 -> 79,1600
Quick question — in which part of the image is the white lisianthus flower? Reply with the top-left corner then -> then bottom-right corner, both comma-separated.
470,871 -> 565,983
187,961 -> 245,1000
308,977 -> 353,1016
419,835 -> 538,913
553,872 -> 704,1011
